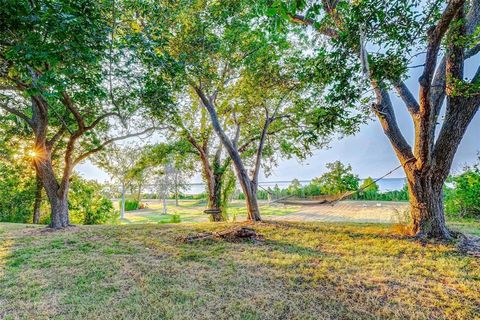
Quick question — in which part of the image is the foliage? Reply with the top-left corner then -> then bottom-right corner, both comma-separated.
0,0 -> 172,227
312,161 -> 359,195
69,175 -> 116,225
445,162 -> 480,218
131,0 -> 363,210
169,214 -> 181,223
0,162 -> 37,223
122,199 -> 140,212
220,167 -> 237,219
0,133 -> 42,223
288,178 -> 302,195
352,186 -> 409,202
360,177 -> 379,193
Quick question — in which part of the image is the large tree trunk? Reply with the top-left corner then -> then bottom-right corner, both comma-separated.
239,179 -> 261,221
32,174 -> 42,224
405,170 -> 451,240
203,164 -> 225,222
48,191 -> 70,229
34,146 -> 71,229
39,168 -> 70,229
196,144 -> 227,222
207,171 -> 224,222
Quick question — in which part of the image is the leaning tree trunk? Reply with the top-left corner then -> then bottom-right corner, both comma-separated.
240,179 -> 261,221
404,166 -> 452,240
32,174 -> 42,224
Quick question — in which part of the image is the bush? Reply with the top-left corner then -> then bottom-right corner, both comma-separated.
353,184 -> 409,201
122,199 -> 140,211
170,214 -> 181,223
445,163 -> 480,218
0,144 -> 39,223
69,175 -> 116,225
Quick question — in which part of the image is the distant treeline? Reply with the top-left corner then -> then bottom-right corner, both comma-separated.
237,183 -> 409,202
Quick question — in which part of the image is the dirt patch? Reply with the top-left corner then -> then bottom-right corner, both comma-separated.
178,226 -> 264,243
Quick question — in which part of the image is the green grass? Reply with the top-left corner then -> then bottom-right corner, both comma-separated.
1,221 -> 479,319
447,217 -> 480,236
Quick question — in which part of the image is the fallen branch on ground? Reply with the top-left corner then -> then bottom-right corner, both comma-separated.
178,226 -> 264,243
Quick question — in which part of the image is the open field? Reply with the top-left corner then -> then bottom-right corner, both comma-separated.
120,200 -> 479,236
1,221 -> 479,320
120,199 -> 410,224
117,200 -> 301,224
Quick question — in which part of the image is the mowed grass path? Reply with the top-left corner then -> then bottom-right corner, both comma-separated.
1,222 -> 479,319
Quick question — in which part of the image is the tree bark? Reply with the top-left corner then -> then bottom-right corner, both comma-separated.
207,170 -> 225,222
32,174 -> 42,224
242,180 -> 261,221
48,191 -> 70,229
174,171 -> 179,207
405,169 -> 451,240
34,144 -> 71,229
120,183 -> 126,219
201,157 -> 225,222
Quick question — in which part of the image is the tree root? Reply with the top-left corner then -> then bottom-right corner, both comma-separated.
178,226 -> 264,243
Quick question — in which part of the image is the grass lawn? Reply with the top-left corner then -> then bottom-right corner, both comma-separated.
1,221 -> 479,319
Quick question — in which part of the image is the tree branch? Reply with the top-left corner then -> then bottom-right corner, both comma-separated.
85,112 -> 120,131
371,86 -> 414,165
0,102 -> 34,127
288,14 -> 338,38
394,81 -> 420,115
60,91 -> 85,131
46,126 -> 66,149
419,0 -> 464,92
252,117 -> 270,185
73,127 -> 158,166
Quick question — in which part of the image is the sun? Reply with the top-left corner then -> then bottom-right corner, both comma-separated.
27,149 -> 39,159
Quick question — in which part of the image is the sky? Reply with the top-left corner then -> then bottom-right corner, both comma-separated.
76,48 -> 480,185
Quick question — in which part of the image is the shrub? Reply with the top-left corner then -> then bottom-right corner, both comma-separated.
69,175 -> 116,225
445,163 -> 480,218
353,184 -> 409,201
0,145 -> 38,223
170,214 -> 181,223
122,199 -> 140,211
360,177 -> 379,193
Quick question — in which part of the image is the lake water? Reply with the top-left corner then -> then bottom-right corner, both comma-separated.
183,177 -> 407,195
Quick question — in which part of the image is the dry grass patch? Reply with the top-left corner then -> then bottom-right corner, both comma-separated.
0,221 -> 479,320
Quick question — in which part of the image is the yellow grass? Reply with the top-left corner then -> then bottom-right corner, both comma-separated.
0,221 -> 479,319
